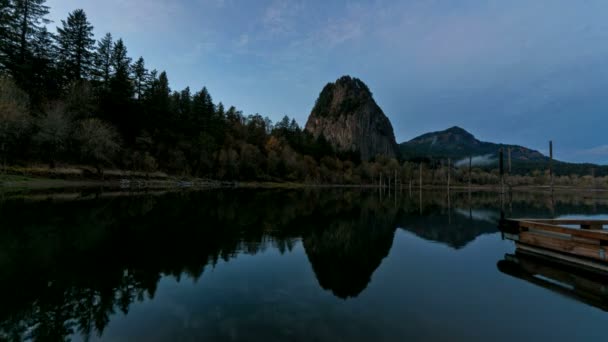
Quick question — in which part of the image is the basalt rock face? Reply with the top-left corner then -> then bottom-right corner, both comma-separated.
305,76 -> 399,161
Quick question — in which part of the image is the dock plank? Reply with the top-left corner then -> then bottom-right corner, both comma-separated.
519,232 -> 607,261
515,220 -> 608,242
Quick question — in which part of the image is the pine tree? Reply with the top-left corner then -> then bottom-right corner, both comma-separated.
30,25 -> 59,99
0,0 -> 13,71
93,32 -> 112,84
132,56 -> 147,99
109,38 -> 132,99
143,70 -> 171,134
5,0 -> 50,89
56,9 -> 95,82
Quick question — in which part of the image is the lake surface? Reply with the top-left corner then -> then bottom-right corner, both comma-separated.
1,188 -> 608,341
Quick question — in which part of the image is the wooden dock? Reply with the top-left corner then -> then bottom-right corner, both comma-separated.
500,218 -> 608,272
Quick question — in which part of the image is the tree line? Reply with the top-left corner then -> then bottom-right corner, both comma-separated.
0,1 -> 368,182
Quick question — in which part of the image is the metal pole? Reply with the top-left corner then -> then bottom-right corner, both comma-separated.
447,158 -> 451,192
468,156 -> 472,190
549,141 -> 554,193
499,148 -> 504,196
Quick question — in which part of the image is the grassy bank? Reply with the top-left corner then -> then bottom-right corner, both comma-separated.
3,165 -> 608,194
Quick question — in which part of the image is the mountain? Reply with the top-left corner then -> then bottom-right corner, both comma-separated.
400,126 -> 547,163
305,76 -> 399,161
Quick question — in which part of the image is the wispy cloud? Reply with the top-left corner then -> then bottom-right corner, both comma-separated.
262,0 -> 304,36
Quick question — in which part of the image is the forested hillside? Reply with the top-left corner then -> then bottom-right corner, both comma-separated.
0,1 -> 382,182
0,1 -> 605,187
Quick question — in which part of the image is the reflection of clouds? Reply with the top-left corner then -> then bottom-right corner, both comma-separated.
455,208 -> 499,222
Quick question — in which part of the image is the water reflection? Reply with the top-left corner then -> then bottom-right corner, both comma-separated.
498,250 -> 608,312
1,189 -> 608,340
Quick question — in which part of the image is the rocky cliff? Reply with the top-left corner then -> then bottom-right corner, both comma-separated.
305,76 -> 399,161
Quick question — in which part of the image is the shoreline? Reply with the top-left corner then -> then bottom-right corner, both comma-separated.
3,174 -> 608,193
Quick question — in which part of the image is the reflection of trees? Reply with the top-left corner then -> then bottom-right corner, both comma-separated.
0,189 -> 605,340
1,190 -> 389,341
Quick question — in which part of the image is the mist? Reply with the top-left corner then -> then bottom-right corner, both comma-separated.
454,154 -> 496,168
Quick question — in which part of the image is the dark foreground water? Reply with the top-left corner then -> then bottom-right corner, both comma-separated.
1,189 -> 608,341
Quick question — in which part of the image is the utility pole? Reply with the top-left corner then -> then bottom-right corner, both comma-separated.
419,163 -> 423,216
395,169 -> 397,195
419,163 -> 423,193
447,158 -> 451,193
508,147 -> 512,174
549,141 -> 554,193
468,156 -> 472,191
499,148 -> 504,196
499,148 -> 505,219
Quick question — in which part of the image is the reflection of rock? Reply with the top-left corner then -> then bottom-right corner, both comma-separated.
303,212 -> 396,299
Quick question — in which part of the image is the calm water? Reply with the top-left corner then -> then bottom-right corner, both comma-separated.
1,189 -> 608,341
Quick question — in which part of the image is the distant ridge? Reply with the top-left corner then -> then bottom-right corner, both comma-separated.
399,126 -> 608,175
399,126 -> 546,162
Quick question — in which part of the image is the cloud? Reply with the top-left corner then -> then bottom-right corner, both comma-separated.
262,0 -> 303,36
47,0 -> 187,34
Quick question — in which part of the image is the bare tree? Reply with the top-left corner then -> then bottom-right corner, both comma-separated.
75,118 -> 120,176
34,102 -> 70,168
0,77 -> 30,170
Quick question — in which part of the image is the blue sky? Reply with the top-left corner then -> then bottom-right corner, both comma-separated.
46,0 -> 608,164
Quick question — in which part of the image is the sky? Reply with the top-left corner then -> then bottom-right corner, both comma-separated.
46,0 -> 608,164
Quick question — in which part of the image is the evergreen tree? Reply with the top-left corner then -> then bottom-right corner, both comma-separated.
93,32 -> 112,84
56,9 -> 95,82
216,102 -> 225,119
0,0 -> 13,71
132,56 -> 147,99
109,38 -> 132,99
29,25 -> 58,100
5,0 -> 50,86
178,87 -> 191,117
100,38 -> 133,137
